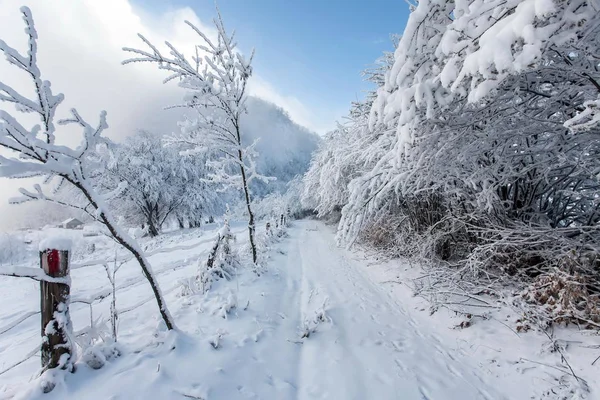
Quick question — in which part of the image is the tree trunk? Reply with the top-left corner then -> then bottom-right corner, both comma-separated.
146,215 -> 159,237
147,223 -> 159,237
73,180 -> 176,330
109,228 -> 174,330
238,149 -> 257,264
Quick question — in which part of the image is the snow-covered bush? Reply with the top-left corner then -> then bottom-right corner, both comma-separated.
76,310 -> 120,370
300,297 -> 331,339
252,192 -> 287,223
80,342 -> 120,370
185,214 -> 239,296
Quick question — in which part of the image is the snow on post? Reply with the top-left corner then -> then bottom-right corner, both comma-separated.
40,235 -> 73,375
39,236 -> 73,253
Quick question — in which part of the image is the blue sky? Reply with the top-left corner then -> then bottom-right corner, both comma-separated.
131,0 -> 410,132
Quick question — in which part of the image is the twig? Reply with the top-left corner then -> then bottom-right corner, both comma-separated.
179,393 -> 205,400
490,316 -> 521,338
519,357 -> 573,375
541,329 -> 585,385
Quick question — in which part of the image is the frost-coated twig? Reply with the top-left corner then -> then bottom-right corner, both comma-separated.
541,329 -> 585,386
103,251 -> 124,342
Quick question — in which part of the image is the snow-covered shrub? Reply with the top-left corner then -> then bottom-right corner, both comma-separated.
359,219 -> 403,257
75,301 -> 121,369
80,342 -> 120,370
300,297 -> 331,339
212,290 -> 238,319
179,277 -> 200,297
254,217 -> 288,261
252,177 -> 311,226
252,192 -> 287,223
284,175 -> 314,220
190,217 -> 239,295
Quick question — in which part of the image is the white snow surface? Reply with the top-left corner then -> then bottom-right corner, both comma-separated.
0,221 -> 598,399
38,236 -> 73,252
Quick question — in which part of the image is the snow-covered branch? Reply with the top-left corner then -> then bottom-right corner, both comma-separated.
0,266 -> 71,284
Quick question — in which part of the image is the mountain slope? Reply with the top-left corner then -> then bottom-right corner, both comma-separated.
243,97 -> 321,195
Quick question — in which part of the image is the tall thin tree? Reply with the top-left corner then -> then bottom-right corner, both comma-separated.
123,8 -> 270,264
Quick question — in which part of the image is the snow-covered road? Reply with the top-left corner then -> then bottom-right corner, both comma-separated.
4,221 -> 564,399
285,221 -> 502,400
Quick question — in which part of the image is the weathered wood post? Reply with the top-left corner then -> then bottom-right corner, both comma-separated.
40,238 -> 72,371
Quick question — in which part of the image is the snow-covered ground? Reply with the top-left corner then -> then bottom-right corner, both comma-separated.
0,221 -> 598,399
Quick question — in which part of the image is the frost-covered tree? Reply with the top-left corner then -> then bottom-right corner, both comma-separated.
0,8 -> 175,330
336,0 -> 600,243
302,125 -> 355,220
123,9 -> 270,264
99,131 -> 217,236
101,131 -> 182,236
305,0 -> 600,296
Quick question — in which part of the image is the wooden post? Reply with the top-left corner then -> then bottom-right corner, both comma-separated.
40,247 -> 71,370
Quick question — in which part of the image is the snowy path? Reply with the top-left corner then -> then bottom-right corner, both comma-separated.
287,221 -> 502,400
3,221 -> 524,399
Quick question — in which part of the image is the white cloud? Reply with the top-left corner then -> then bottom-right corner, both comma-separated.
0,0 -> 329,229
